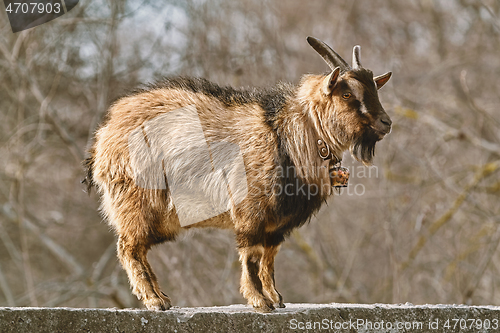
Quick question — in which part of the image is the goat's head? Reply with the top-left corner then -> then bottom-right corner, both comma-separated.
305,37 -> 392,165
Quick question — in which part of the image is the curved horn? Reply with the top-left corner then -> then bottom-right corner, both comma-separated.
352,45 -> 361,69
307,37 -> 350,72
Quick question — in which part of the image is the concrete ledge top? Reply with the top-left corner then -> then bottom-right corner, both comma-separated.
2,303 -> 500,332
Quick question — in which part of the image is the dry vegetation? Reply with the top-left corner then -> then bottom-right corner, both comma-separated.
0,0 -> 499,308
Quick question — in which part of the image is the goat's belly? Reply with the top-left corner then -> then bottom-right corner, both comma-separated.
181,211 -> 233,229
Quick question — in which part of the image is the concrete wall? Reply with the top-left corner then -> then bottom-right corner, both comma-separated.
1,303 -> 500,332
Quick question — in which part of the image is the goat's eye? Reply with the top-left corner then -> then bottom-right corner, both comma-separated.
342,92 -> 352,99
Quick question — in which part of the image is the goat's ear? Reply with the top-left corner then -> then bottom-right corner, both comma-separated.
323,67 -> 341,95
374,72 -> 392,90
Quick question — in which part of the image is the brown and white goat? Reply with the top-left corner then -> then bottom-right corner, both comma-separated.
83,37 -> 392,312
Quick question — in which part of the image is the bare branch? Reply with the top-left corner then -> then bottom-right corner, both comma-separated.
400,161 -> 500,271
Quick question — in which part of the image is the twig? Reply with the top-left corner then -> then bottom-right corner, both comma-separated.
292,229 -> 324,271
460,70 -> 500,128
1,206 -> 85,276
400,161 -> 500,271
462,223 -> 500,303
0,263 -> 15,306
23,219 -> 84,276
88,242 -> 116,307
28,77 -> 84,163
0,218 -> 23,270
421,113 -> 500,155
86,0 -> 121,150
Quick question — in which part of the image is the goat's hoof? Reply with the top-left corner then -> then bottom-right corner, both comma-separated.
160,291 -> 171,303
144,296 -> 171,311
271,291 -> 285,308
277,293 -> 285,308
252,298 -> 275,313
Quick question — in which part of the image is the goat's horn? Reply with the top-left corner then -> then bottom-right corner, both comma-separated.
307,37 -> 350,72
352,45 -> 361,69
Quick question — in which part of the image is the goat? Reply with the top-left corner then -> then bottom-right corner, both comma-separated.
83,37 -> 392,312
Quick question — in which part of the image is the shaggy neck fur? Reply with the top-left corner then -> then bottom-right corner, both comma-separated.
274,75 -> 346,184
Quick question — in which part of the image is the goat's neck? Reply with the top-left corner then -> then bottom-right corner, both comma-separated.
276,97 -> 334,182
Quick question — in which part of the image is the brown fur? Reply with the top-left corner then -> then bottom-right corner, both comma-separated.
84,40 -> 392,311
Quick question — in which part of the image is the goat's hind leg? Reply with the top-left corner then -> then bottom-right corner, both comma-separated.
143,258 -> 171,305
117,235 -> 171,310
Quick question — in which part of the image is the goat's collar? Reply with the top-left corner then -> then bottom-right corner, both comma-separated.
316,137 -> 349,191
316,138 -> 341,165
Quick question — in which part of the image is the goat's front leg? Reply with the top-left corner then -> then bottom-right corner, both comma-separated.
259,244 -> 285,308
238,245 -> 275,312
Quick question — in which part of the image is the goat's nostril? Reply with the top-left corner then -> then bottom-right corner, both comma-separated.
380,117 -> 392,127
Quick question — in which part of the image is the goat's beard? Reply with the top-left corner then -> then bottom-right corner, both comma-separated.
350,128 -> 381,165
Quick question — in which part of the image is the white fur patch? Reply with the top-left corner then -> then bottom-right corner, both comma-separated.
127,104 -> 248,227
347,80 -> 368,114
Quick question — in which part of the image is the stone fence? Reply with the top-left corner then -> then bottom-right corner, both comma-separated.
1,303 -> 500,332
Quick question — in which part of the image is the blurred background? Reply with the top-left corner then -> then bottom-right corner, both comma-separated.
0,0 -> 499,309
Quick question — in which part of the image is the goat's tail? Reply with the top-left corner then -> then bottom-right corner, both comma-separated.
82,147 -> 95,195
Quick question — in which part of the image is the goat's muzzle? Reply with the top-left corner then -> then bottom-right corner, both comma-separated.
371,113 -> 392,139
